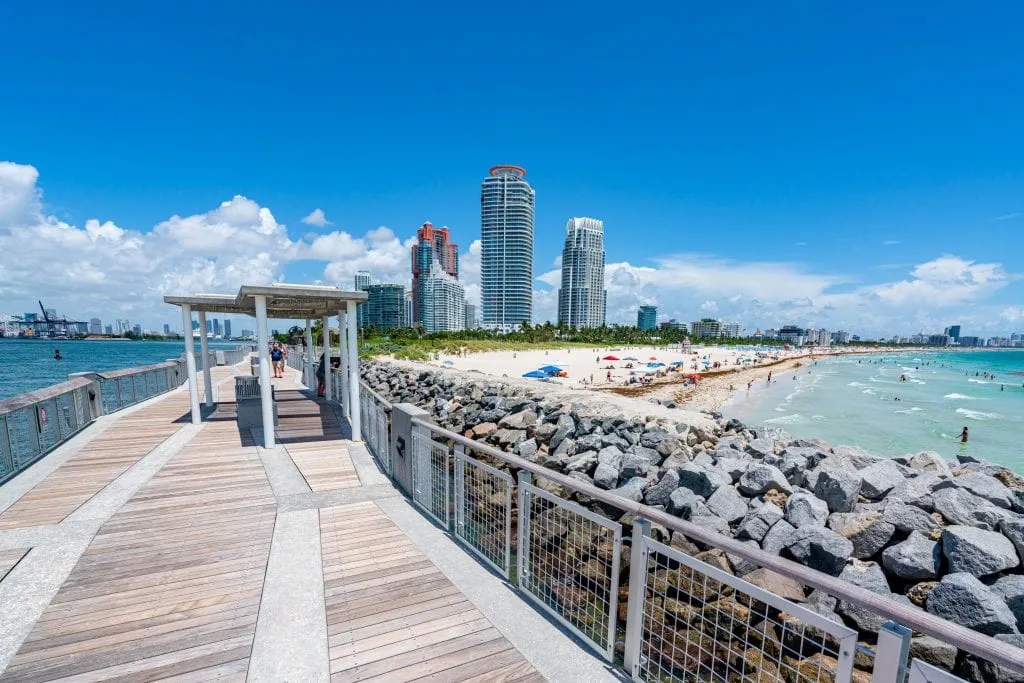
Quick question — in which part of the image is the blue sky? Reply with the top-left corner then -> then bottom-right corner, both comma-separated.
1,2 -> 1022,335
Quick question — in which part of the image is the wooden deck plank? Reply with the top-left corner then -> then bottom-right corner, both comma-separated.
320,502 -> 541,682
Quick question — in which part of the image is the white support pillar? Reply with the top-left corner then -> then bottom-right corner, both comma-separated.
346,300 -> 361,441
255,295 -> 275,448
338,308 -> 349,417
321,315 -> 331,401
181,304 -> 201,425
197,311 -> 214,407
304,318 -> 314,390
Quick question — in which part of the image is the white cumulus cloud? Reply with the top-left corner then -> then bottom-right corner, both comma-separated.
301,208 -> 332,227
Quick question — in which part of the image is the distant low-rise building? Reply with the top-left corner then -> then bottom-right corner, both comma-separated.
778,325 -> 806,345
88,317 -> 102,334
162,323 -> 171,336
723,323 -> 742,338
690,318 -> 723,338
927,334 -> 952,346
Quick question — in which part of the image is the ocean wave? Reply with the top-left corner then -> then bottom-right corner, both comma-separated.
909,379 -> 926,384
956,408 -> 1000,421
944,393 -> 983,400
967,379 -> 991,384
765,413 -> 804,425
847,381 -> 866,387
861,389 -> 875,395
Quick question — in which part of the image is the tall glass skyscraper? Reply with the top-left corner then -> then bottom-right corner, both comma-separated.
411,222 -> 458,326
557,217 -> 606,328
481,165 -> 535,329
354,271 -> 371,327
637,305 -> 658,330
364,284 -> 406,331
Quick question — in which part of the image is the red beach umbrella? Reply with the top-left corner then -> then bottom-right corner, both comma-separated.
602,355 -> 620,361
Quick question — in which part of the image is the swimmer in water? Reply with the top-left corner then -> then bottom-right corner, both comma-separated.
53,348 -> 62,361
960,426 -> 969,443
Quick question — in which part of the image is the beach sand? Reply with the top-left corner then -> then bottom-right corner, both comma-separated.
399,344 -> 865,413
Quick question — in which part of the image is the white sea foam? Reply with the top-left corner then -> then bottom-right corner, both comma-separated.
956,408 -> 1000,420
765,413 -> 804,425
944,393 -> 981,400
847,381 -> 865,387
968,379 -> 991,384
861,389 -> 875,395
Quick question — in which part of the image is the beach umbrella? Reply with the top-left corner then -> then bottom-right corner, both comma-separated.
689,373 -> 701,381
646,362 -> 659,368
649,356 -> 658,360
602,355 -> 620,361
522,370 -> 548,378
671,360 -> 684,366
443,360 -> 454,366
654,362 -> 666,367
623,356 -> 639,361
538,365 -> 562,374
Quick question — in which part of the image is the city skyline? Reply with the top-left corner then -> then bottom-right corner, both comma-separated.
1,4 -> 1023,336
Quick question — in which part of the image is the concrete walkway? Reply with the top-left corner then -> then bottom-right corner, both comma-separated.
0,367 -> 616,682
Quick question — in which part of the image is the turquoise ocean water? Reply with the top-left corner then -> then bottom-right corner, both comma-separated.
723,350 -> 1024,470
0,339 -> 243,399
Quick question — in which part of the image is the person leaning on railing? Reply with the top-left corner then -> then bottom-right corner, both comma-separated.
316,358 -> 326,397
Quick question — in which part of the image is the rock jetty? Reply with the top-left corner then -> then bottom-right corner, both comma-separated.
362,361 -> 1024,680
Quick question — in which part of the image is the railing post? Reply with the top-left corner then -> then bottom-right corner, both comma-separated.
871,621 -> 912,683
624,518 -> 652,678
517,470 -> 533,586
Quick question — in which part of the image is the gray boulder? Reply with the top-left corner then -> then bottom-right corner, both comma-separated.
814,468 -> 863,513
643,469 -> 679,507
610,477 -> 646,503
737,464 -> 792,496
908,451 -> 953,477
942,525 -> 1020,576
737,503 -> 784,543
992,575 -> 1024,632
597,445 -> 624,470
785,491 -> 830,528
745,438 -> 775,459
593,462 -> 619,490
668,488 -> 706,519
832,445 -> 882,469
499,409 -> 537,429
620,449 -> 657,479
859,460 -> 906,500
889,473 -> 949,510
1001,517 -> 1024,565
909,636 -> 958,671
927,572 -> 1019,635
836,561 -> 891,631
932,486 -> 1004,530
881,532 -> 941,580
827,512 -> 896,559
516,438 -> 538,460
705,485 -> 748,524
563,449 -> 598,474
778,452 -> 810,488
717,457 -> 750,482
783,526 -> 853,576
959,634 -> 1024,683
955,472 -> 1014,509
883,499 -> 943,536
761,519 -> 796,556
805,455 -> 856,491
690,514 -> 731,536
678,463 -> 731,498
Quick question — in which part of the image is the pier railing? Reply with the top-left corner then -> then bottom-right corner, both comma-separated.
0,346 -> 249,485
356,379 -> 1024,683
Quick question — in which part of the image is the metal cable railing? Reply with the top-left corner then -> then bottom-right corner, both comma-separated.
358,379 -> 1024,683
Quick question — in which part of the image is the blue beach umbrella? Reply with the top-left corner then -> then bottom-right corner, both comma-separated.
522,370 -> 548,378
538,365 -> 563,374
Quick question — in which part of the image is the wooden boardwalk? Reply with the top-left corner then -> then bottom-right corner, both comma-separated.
0,367 -> 554,682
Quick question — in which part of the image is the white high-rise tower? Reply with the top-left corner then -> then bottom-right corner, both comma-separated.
480,165 -> 535,329
558,217 -> 606,328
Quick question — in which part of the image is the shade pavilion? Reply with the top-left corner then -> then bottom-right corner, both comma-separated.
164,284 -> 368,448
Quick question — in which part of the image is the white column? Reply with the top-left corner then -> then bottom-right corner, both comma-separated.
304,318 -> 314,390
181,304 -> 201,425
346,300 -> 361,441
197,311 -> 214,407
321,315 -> 331,401
338,308 -> 348,417
255,295 -> 275,448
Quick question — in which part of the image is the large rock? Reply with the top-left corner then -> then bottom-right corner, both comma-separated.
783,526 -> 853,576
859,460 -> 906,500
883,500 -> 943,536
717,457 -> 750,482
931,486 -> 1005,530
643,469 -> 679,507
909,636 -> 958,671
814,468 -> 863,513
593,462 -> 619,490
959,634 -> 1024,683
881,532 -> 941,580
955,472 -> 1014,509
705,485 -> 748,524
596,445 -> 624,470
737,503 -> 784,543
620,449 -> 657,479
888,473 -> 949,510
908,451 -> 953,476
832,444 -> 882,469
827,512 -> 895,559
737,465 -> 792,496
991,575 -> 1024,632
668,488 -> 706,519
785,491 -> 830,528
610,477 -> 645,503
678,463 -> 731,498
745,438 -> 775,459
926,572 -> 1019,636
563,449 -> 598,474
761,519 -> 796,556
1001,518 -> 1024,565
942,525 -> 1020,576
836,561 -> 891,632
690,514 -> 730,536
499,409 -> 537,429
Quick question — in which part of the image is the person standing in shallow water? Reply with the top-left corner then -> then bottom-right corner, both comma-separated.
960,426 -> 969,443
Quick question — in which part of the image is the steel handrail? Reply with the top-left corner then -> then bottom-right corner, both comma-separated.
0,377 -> 94,416
410,414 -> 1024,675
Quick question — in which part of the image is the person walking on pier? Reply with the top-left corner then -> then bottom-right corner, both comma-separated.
271,343 -> 284,378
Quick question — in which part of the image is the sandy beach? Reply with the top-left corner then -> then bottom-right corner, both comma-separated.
401,343 -> 876,413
